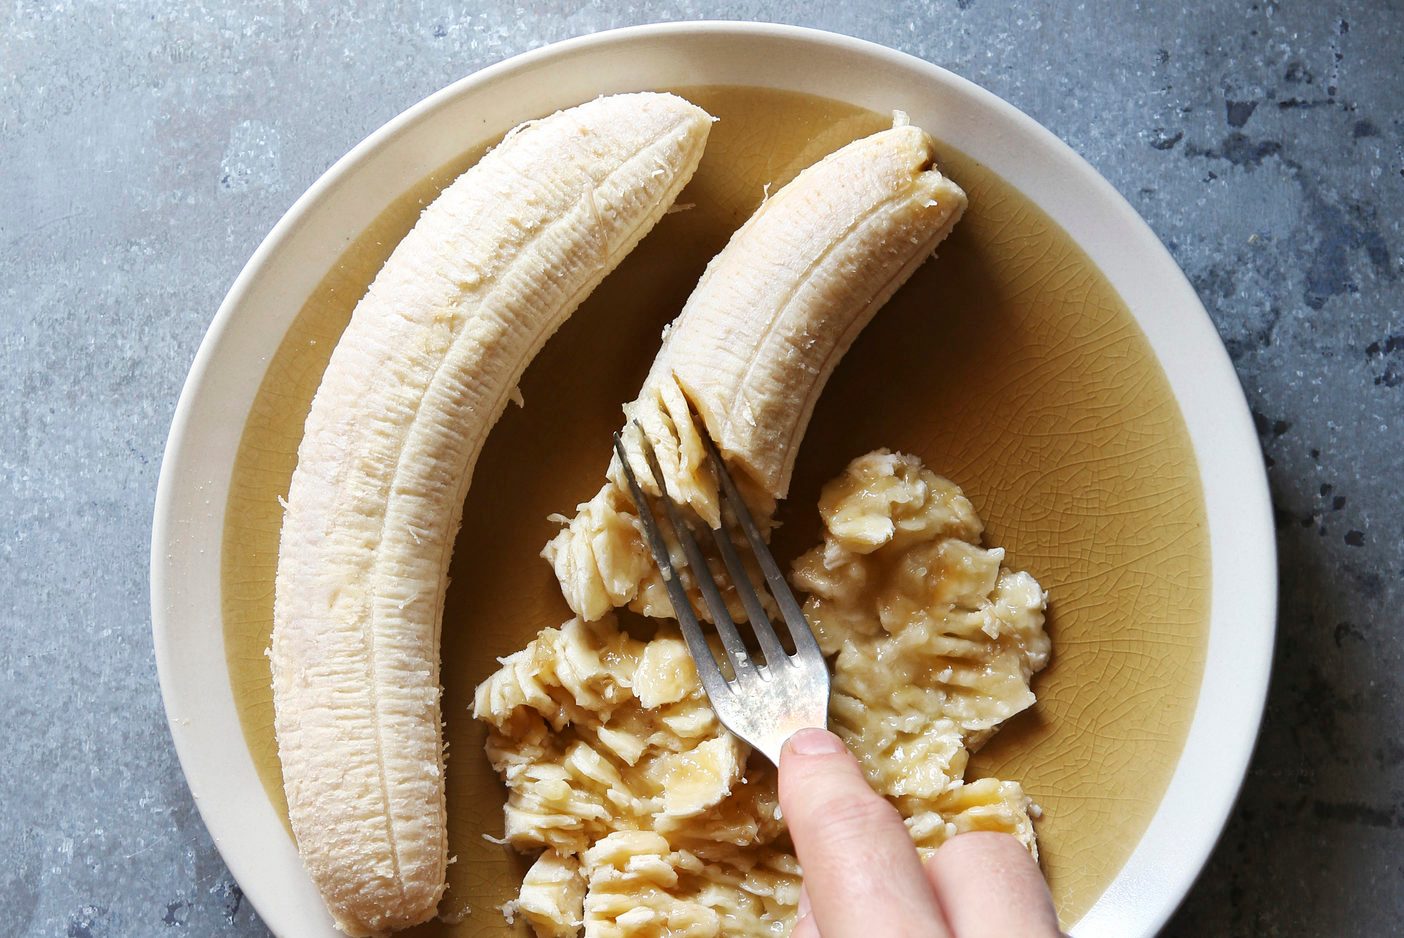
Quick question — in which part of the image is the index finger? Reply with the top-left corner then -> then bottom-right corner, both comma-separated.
778,729 -> 952,938
924,832 -> 1063,938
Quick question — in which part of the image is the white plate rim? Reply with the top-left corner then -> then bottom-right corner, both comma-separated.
150,20 -> 1277,938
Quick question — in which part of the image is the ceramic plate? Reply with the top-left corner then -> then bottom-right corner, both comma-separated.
151,22 -> 1276,938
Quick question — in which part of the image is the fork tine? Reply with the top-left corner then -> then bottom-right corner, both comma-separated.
611,433 -> 733,697
628,425 -> 757,681
706,522 -> 791,671
700,431 -> 826,663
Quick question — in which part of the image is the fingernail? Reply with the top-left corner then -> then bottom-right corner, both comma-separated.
787,728 -> 845,755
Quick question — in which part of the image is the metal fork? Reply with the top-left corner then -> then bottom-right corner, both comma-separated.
612,424 -> 830,767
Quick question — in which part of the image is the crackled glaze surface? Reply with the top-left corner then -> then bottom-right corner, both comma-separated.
221,86 -> 1208,932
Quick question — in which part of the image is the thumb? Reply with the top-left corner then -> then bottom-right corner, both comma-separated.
778,728 -> 951,938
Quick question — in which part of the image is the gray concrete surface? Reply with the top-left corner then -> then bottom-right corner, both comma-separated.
2,1 -> 1400,935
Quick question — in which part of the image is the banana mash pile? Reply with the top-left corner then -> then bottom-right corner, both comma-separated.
475,450 -> 1051,937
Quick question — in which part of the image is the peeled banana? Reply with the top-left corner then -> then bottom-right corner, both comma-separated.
544,114 -> 968,621
270,93 -> 712,936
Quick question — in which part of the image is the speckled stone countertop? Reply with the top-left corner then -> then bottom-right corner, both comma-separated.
2,2 -> 1399,935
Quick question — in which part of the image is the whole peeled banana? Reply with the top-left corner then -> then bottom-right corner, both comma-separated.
545,114 -> 967,622
270,93 -> 712,936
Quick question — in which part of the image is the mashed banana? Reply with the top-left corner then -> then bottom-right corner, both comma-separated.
475,450 -> 1050,936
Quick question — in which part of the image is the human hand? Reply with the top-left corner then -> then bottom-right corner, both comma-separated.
778,728 -> 1062,938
